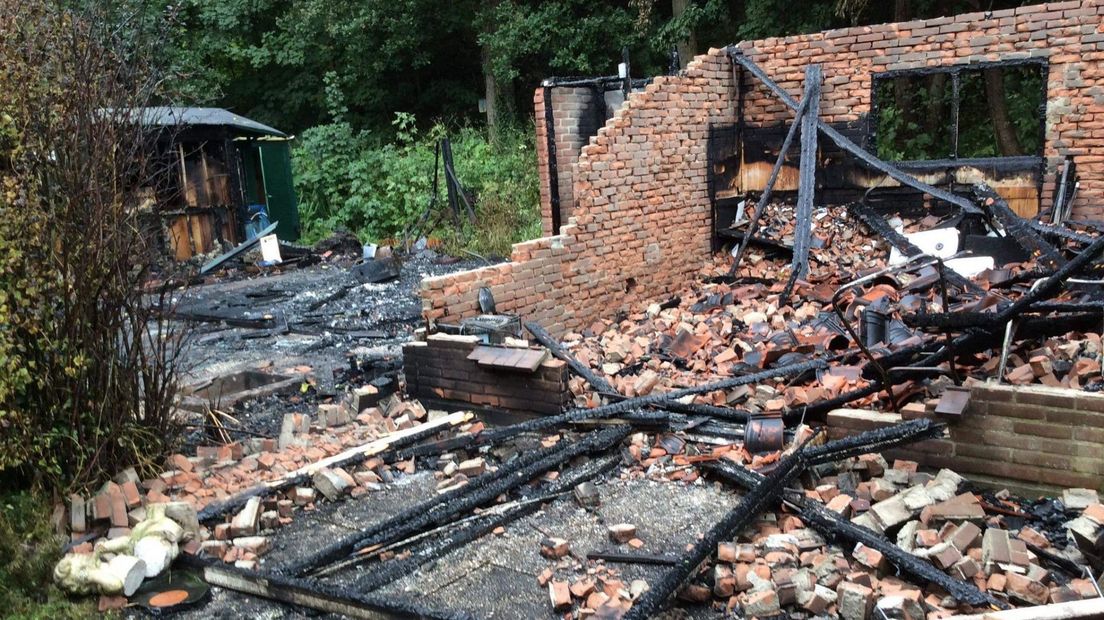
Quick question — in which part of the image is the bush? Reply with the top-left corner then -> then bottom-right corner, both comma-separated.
293,114 -> 541,256
0,492 -> 94,618
0,0 -> 185,492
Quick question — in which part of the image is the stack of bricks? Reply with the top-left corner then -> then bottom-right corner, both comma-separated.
422,48 -> 735,338
827,382 -> 1104,494
403,334 -> 570,416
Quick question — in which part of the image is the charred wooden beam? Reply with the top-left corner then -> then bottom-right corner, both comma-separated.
729,72 -> 814,275
586,551 -> 680,566
728,49 -> 982,216
974,184 -> 1066,270
178,555 -> 474,620
528,321 -> 754,423
704,460 -> 1005,609
349,453 -> 622,591
288,426 -> 630,577
847,201 -> 981,294
525,321 -> 615,393
782,64 -> 822,300
1029,220 -> 1096,246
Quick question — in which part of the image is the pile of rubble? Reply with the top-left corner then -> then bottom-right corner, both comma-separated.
562,199 -> 1104,416
532,428 -> 1104,619
59,384 -> 482,609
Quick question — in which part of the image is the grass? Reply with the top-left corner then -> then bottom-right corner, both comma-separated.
0,491 -> 97,619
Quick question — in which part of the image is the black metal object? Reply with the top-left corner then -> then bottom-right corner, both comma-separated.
729,49 -> 982,215
782,64 -> 822,299
704,460 -> 1005,609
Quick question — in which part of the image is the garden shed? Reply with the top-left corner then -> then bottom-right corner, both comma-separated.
136,107 -> 300,260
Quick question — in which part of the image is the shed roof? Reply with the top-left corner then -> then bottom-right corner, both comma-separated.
130,107 -> 287,138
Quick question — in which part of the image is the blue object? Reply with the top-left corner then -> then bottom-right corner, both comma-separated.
245,204 -> 272,240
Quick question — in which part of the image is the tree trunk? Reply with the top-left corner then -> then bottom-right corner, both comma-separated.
481,44 -> 498,141
672,0 -> 697,69
983,68 -> 1023,156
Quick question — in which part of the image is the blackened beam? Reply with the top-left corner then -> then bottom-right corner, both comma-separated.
291,426 -> 630,576
782,63 -> 822,300
623,419 -> 944,619
387,358 -> 827,479
729,71 -> 815,275
847,201 -> 982,294
622,433 -> 813,620
282,427 -> 625,575
1029,220 -> 1096,246
525,321 -> 616,393
350,453 -> 622,592
527,321 -> 753,422
704,460 -> 1005,609
728,49 -> 982,216
973,184 -> 1066,270
177,554 -> 475,620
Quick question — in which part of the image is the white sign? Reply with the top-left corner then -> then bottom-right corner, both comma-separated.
260,234 -> 282,263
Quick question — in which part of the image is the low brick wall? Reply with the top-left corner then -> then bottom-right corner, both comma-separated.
403,334 -> 570,417
828,383 -> 1104,495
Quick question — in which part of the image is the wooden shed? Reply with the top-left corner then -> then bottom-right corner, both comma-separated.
136,107 -> 300,260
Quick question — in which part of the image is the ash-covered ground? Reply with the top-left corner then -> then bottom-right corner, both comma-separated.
171,250 -> 488,390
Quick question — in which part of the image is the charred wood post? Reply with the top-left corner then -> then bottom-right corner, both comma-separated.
728,72 -> 815,276
1029,220 -> 1096,246
525,321 -> 616,394
624,420 -> 945,618
782,64 -> 822,300
290,426 -> 631,577
728,49 -> 982,216
349,453 -> 622,591
704,460 -> 1005,609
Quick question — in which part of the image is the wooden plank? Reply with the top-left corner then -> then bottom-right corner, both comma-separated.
944,598 -> 1104,620
517,349 -> 551,372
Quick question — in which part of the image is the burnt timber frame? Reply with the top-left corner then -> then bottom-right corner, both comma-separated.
868,58 -> 1049,205
727,48 -> 982,216
782,63 -> 822,299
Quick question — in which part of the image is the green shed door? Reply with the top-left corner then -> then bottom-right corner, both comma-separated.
258,141 -> 299,241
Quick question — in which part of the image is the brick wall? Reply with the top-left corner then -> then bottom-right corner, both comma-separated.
403,334 -> 570,416
827,383 -> 1104,495
732,0 -> 1104,219
422,49 -> 735,336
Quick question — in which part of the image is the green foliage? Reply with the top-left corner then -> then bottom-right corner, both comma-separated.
294,115 -> 539,256
0,0 -> 184,493
0,492 -> 95,619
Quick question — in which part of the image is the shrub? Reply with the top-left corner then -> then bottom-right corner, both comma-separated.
293,114 -> 540,256
0,0 -> 185,492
